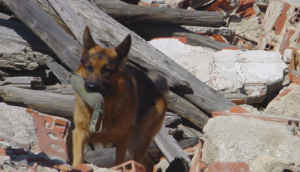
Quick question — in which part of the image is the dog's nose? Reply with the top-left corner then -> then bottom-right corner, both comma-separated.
85,82 -> 100,92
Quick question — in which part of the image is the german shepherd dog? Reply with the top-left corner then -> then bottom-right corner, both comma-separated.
72,26 -> 169,170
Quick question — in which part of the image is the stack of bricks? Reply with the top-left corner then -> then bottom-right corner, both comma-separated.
257,0 -> 300,54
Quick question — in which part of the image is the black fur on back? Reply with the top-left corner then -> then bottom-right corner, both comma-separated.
125,65 -> 169,121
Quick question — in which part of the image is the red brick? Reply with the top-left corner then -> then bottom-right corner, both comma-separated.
272,3 -> 291,35
72,163 -> 93,172
151,37 -> 188,44
0,149 -> 6,156
55,118 -> 68,126
222,47 -> 240,50
189,140 -> 205,172
43,115 -> 54,128
111,160 -> 146,172
229,105 -> 249,113
229,99 -> 245,104
206,162 -> 250,172
210,34 -> 227,43
212,111 -> 300,125
25,109 -> 70,161
279,29 -> 296,54
235,0 -> 257,18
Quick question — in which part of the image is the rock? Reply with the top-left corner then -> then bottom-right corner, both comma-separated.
251,155 -> 300,172
202,116 -> 300,165
156,158 -> 169,172
283,49 -> 293,63
149,39 -> 287,104
229,17 -> 263,43
264,84 -> 300,119
0,103 -> 37,152
255,0 -> 269,8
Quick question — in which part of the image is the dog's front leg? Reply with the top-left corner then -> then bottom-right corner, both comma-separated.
115,134 -> 130,165
72,129 -> 89,167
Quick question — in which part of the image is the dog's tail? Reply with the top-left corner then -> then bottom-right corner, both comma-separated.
147,70 -> 169,100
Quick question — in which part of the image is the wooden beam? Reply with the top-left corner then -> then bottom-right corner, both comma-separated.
2,0 -> 81,71
95,0 -> 225,27
0,86 -> 74,118
154,126 -> 191,165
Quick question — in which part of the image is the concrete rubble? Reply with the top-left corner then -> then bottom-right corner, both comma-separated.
2,0 -> 300,171
150,38 -> 287,104
202,116 -> 300,170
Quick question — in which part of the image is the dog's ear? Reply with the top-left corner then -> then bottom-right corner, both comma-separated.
83,26 -> 96,51
115,34 -> 131,64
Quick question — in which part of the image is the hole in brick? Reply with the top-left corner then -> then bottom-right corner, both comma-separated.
295,8 -> 299,12
50,143 -> 64,153
297,14 -> 300,18
48,133 -> 61,141
272,26 -> 276,31
266,44 -> 270,48
270,45 -> 274,50
125,163 -> 133,170
296,19 -> 299,22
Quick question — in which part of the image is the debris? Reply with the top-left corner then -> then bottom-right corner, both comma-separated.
202,116 -> 300,165
149,38 -> 287,104
0,0 -> 300,171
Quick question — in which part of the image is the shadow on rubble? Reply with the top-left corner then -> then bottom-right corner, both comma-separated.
4,148 -> 67,169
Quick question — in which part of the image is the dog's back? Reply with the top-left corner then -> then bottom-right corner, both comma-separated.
126,65 -> 169,121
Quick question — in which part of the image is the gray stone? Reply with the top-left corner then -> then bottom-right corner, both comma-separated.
0,156 -> 12,166
202,116 -> 300,165
251,155 -> 300,172
0,103 -> 38,152
255,0 -> 269,8
264,84 -> 300,119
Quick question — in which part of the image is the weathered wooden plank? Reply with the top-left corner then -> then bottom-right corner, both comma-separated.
46,61 -> 70,85
0,41 -> 47,71
0,18 -> 53,54
127,23 -> 237,50
48,0 -> 85,46
1,0 -> 81,71
85,137 -> 199,168
154,126 -> 191,165
0,86 -> 74,118
95,0 -> 225,27
1,77 -> 43,89
168,92 -> 209,129
173,32 -> 237,49
164,112 -> 181,127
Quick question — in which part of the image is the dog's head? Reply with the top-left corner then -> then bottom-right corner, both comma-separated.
77,26 -> 131,95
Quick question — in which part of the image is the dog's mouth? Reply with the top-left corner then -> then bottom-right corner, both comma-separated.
85,82 -> 110,96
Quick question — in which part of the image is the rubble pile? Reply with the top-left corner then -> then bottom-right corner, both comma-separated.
0,0 -> 300,172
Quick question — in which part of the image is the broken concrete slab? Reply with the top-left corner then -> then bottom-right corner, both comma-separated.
149,39 -> 287,104
251,154 -> 300,172
264,84 -> 300,119
202,116 -> 300,165
229,16 -> 263,43
0,103 -> 38,152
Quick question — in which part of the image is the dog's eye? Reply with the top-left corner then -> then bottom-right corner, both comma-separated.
84,65 -> 93,72
102,65 -> 111,74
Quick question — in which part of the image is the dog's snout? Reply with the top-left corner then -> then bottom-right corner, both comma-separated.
85,82 -> 100,92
